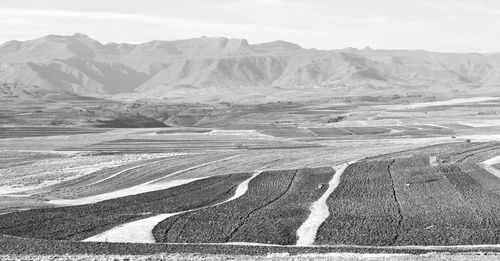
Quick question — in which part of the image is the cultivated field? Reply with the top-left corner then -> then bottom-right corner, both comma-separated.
316,145 -> 500,246
0,173 -> 250,240
153,168 -> 334,245
1,96 -> 500,259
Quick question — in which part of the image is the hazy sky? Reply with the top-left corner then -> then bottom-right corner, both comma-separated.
1,0 -> 499,52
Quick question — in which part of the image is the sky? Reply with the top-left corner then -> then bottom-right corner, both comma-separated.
1,0 -> 499,53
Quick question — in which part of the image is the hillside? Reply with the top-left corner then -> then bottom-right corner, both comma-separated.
1,33 -> 499,102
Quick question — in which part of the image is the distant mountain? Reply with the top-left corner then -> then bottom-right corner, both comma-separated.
0,33 -> 499,102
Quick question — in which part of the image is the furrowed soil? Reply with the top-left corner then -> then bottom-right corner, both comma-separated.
36,153 -> 236,200
153,167 -> 334,245
315,160 -> 401,245
316,146 -> 500,245
2,233 -> 500,258
0,127 -> 108,139
0,173 -> 250,241
3,252 -> 500,261
2,96 -> 500,258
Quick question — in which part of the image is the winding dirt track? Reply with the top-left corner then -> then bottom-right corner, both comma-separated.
295,161 -> 354,246
83,170 -> 263,243
482,155 -> 500,178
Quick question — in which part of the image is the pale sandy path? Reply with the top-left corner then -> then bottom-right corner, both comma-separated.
295,161 -> 355,246
298,127 -> 319,137
338,127 -> 356,135
424,124 -> 451,129
384,97 -> 500,110
225,169 -> 262,202
83,170 -> 262,243
387,128 -> 404,134
49,155 -> 240,206
458,120 -> 500,127
482,155 -> 500,178
82,213 -> 180,243
429,156 -> 438,167
85,155 -> 500,246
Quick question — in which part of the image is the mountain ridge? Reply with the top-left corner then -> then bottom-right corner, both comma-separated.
0,33 -> 499,102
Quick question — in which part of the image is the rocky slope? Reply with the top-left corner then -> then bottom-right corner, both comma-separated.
0,33 -> 499,101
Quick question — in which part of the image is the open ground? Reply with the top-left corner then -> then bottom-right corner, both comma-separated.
1,96 -> 500,260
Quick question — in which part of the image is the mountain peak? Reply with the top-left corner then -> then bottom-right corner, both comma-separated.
0,40 -> 23,51
26,33 -> 101,47
255,40 -> 302,51
1,33 -> 500,101
71,33 -> 92,39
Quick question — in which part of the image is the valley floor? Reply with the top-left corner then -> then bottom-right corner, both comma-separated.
1,96 -> 500,259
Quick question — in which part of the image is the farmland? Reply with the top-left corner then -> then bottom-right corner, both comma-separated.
153,168 -> 334,245
1,95 -> 500,259
37,153 -> 239,201
0,127 -> 109,139
316,143 -> 500,246
0,173 -> 250,241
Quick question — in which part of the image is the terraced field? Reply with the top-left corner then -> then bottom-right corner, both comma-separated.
1,121 -> 500,259
257,124 -> 457,139
316,145 -> 500,246
153,167 -> 334,245
315,159 -> 402,245
258,128 -> 318,138
342,127 -> 391,135
56,138 -> 322,153
0,127 -> 108,139
36,153 -> 237,200
0,150 -> 61,169
156,129 -> 212,134
2,60 -> 500,260
0,173 -> 250,241
308,127 -> 354,137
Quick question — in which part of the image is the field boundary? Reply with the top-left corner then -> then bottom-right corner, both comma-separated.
296,162 -> 353,245
48,154 -> 241,205
3,234 -> 500,256
83,170 -> 263,243
482,155 -> 500,178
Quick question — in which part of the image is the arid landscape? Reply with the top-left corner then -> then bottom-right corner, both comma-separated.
1,78 -> 500,259
2,1 -> 500,259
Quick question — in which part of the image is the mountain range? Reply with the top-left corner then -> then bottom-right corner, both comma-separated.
1,33 -> 499,102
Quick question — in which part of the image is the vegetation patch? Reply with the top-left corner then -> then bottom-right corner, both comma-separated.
0,127 -> 107,139
0,173 -> 250,241
316,152 -> 500,246
95,115 -> 167,128
308,128 -> 353,137
342,127 -> 390,135
153,167 -> 334,245
258,128 -> 317,138
156,129 -> 212,134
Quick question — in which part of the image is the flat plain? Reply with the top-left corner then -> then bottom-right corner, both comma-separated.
1,94 -> 500,260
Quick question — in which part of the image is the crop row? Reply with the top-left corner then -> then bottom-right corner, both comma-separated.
316,151 -> 500,246
153,167 -> 335,245
0,127 -> 107,139
308,128 -> 353,137
0,173 -> 250,241
38,153 -> 235,199
315,160 -> 401,245
389,156 -> 499,245
258,128 -> 317,138
57,138 -> 322,152
4,234 -> 496,256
